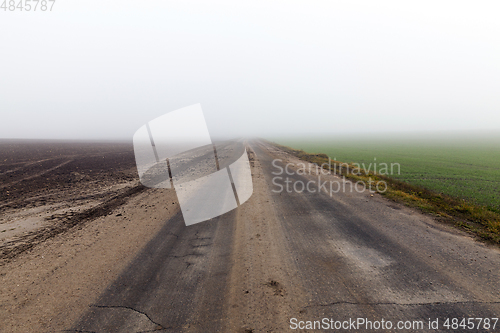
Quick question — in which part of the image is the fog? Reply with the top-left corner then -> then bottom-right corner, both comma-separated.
1,1 -> 499,140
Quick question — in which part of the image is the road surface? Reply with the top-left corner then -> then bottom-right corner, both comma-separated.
65,140 -> 500,332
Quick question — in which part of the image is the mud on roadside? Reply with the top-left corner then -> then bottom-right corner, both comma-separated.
0,139 -> 142,264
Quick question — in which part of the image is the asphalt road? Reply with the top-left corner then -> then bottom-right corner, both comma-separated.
70,140 -> 500,332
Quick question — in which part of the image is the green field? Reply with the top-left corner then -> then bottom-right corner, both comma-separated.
276,133 -> 500,211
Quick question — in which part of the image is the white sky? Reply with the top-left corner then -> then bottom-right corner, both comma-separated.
1,0 -> 499,139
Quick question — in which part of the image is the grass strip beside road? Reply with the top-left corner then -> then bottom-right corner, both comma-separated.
271,141 -> 500,245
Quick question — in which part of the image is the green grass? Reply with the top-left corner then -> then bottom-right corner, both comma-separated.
268,136 -> 500,244
276,135 -> 500,211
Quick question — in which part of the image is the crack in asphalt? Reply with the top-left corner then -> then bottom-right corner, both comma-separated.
303,300 -> 500,309
64,328 -> 173,333
190,244 -> 212,248
88,305 -> 169,332
168,253 -> 202,258
166,232 -> 179,239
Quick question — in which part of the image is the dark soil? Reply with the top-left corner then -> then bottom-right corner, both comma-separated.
0,139 -> 146,263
